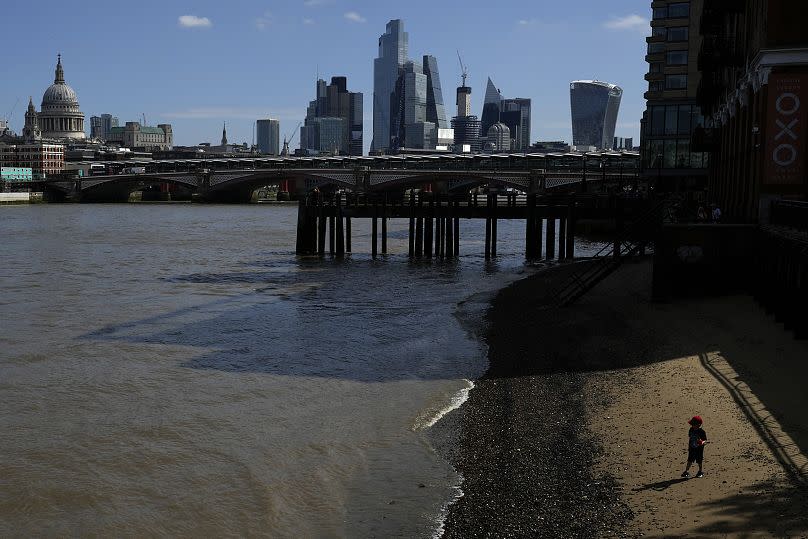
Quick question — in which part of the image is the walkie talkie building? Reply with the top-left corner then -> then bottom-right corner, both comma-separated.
569,80 -> 622,150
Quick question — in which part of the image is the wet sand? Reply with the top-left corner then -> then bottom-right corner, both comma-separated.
438,259 -> 808,537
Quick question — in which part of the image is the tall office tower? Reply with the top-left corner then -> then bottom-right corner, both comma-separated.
256,119 -> 280,155
423,55 -> 448,129
372,19 -> 408,152
570,80 -> 623,150
90,113 -> 119,140
481,78 -> 504,136
301,76 -> 362,155
500,98 -> 531,151
640,0 -> 709,194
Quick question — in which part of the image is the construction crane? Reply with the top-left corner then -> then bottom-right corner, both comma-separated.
281,121 -> 302,156
457,50 -> 468,87
4,97 -> 20,129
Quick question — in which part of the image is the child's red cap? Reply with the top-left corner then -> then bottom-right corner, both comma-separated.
689,415 -> 703,426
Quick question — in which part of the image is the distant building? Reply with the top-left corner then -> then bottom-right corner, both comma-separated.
1,167 -> 34,182
613,137 -> 634,150
373,19 -> 409,152
256,119 -> 280,155
532,140 -> 571,153
90,114 -> 119,141
486,122 -> 511,152
0,142 -> 64,178
570,80 -> 622,149
301,76 -> 362,155
106,122 -> 173,151
452,79 -> 480,153
38,55 -> 86,141
452,115 -> 481,153
436,128 -> 454,151
480,78 -> 532,151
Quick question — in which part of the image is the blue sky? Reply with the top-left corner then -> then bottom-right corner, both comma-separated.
1,0 -> 652,151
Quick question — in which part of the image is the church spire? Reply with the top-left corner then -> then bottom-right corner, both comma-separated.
54,53 -> 65,84
221,122 -> 228,145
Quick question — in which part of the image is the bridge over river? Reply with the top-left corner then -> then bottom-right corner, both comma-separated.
43,151 -> 641,203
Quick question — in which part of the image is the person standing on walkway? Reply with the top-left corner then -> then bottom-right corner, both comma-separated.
682,415 -> 709,478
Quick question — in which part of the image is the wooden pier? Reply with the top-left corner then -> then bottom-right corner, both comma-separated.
296,191 -> 645,261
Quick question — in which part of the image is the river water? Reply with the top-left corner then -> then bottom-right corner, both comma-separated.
0,204 -> 598,537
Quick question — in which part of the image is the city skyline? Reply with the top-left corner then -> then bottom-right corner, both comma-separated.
1,0 -> 652,152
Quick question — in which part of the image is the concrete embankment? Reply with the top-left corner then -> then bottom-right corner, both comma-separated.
0,192 -> 44,205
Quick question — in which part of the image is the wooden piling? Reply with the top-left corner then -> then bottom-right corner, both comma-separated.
381,200 -> 388,255
546,217 -> 556,260
415,217 -> 424,257
484,195 -> 492,260
425,201 -> 433,258
491,194 -> 498,258
446,203 -> 454,258
566,200 -> 575,260
525,195 -> 535,258
336,209 -> 345,257
346,217 -> 352,253
317,206 -> 326,257
408,193 -> 415,258
329,214 -> 335,256
453,206 -> 460,256
372,207 -> 378,258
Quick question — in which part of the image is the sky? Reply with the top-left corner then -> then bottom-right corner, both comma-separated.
1,0 -> 652,152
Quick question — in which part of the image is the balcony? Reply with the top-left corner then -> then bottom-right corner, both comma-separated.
644,72 -> 664,82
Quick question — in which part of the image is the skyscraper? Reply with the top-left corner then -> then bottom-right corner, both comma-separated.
300,76 -> 362,155
90,113 -> 119,141
480,77 -> 531,151
256,119 -> 280,155
372,19 -> 408,152
569,80 -> 623,150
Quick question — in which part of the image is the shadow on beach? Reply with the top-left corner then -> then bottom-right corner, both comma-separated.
440,259 -> 808,537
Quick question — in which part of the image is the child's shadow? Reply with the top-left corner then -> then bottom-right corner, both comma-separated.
633,477 -> 690,492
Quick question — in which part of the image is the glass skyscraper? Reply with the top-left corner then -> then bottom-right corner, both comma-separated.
570,80 -> 623,150
372,19 -> 408,152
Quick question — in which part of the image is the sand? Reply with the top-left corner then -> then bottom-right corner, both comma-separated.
440,259 -> 808,538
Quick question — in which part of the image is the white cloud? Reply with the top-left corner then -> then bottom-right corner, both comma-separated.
303,18 -> 315,25
603,14 -> 648,33
304,0 -> 330,5
344,11 -> 366,23
178,15 -> 212,29
255,11 -> 272,30
517,19 -> 534,26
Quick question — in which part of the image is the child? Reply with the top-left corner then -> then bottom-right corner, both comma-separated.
681,415 -> 708,478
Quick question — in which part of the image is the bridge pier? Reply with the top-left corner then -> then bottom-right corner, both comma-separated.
329,215 -> 336,256
345,217 -> 352,253
318,205 -> 327,257
558,217 -> 567,260
491,194 -> 498,258
526,194 -> 536,259
415,216 -> 424,258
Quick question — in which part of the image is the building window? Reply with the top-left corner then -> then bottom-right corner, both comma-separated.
652,7 -> 667,19
665,74 -> 688,89
666,50 -> 688,65
668,3 -> 690,18
650,106 -> 665,135
652,26 -> 667,37
649,80 -> 663,92
648,42 -> 665,54
649,62 -> 663,73
665,107 -> 678,135
678,105 -> 694,135
667,26 -> 689,42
